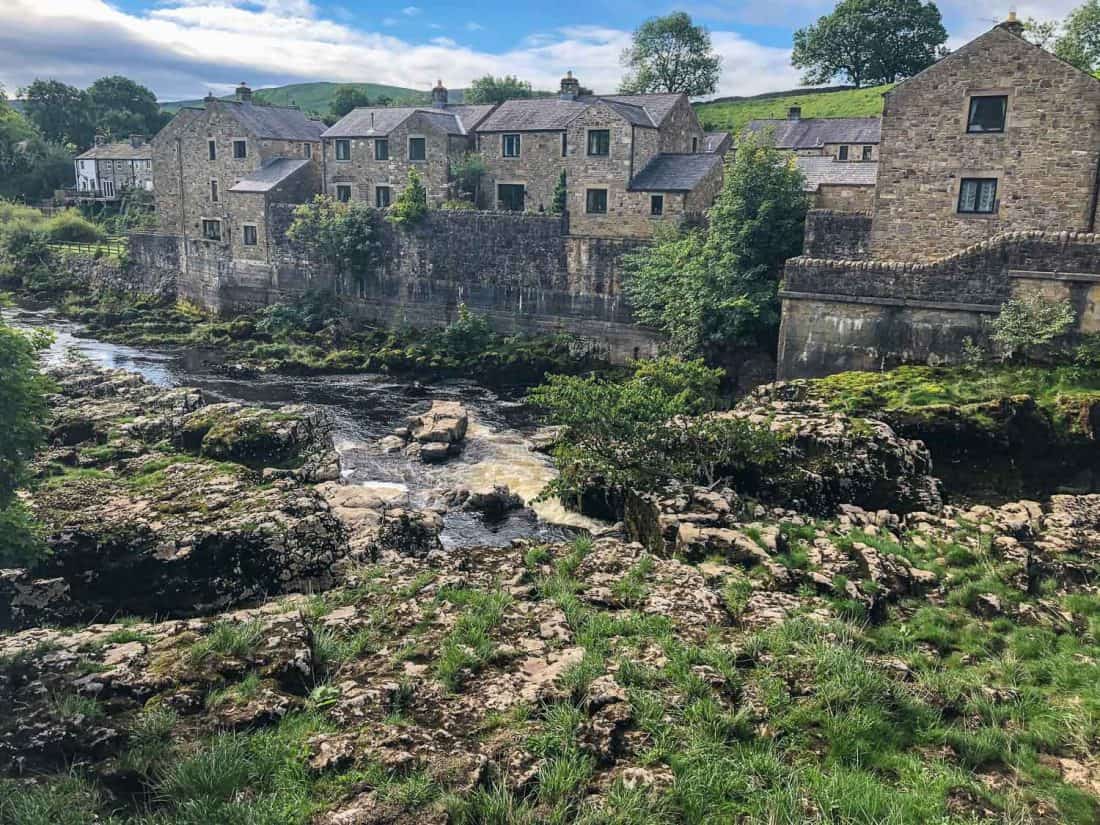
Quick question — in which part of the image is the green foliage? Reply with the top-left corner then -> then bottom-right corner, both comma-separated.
287,195 -> 381,278
0,499 -> 47,568
86,75 -> 169,141
388,168 -> 428,226
329,85 -> 374,120
694,84 -> 889,134
449,152 -> 486,204
434,587 -> 512,690
0,94 -> 73,202
435,303 -> 494,357
620,12 -> 722,96
1053,0 -> 1100,73
254,290 -> 343,336
792,0 -> 948,87
989,294 -> 1076,363
0,774 -> 109,825
187,620 -> 265,664
44,210 -> 104,243
624,132 -> 808,355
551,170 -> 567,216
20,78 -> 94,148
530,357 -> 781,498
464,75 -> 538,104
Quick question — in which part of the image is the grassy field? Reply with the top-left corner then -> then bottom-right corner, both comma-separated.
694,84 -> 890,134
160,81 -> 431,115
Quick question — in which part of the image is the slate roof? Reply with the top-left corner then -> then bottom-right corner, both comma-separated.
744,117 -> 881,149
477,92 -> 683,132
229,157 -> 312,193
795,156 -> 878,191
323,103 -> 494,138
703,131 -> 731,154
628,152 -> 723,192
204,100 -> 325,141
76,141 -> 150,161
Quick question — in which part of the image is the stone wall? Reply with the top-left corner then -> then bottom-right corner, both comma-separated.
869,26 -> 1100,261
778,230 -> 1100,378
802,210 -> 872,259
814,184 -> 874,213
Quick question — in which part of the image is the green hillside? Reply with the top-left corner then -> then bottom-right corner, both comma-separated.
694,84 -> 891,134
160,81 -> 432,115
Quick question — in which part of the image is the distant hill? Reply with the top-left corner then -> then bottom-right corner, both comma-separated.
160,81 -> 443,116
694,84 -> 891,134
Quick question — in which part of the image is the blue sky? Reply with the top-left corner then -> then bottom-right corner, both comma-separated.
0,1 -> 1078,102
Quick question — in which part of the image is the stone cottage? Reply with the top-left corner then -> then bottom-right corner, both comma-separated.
151,83 -> 324,262
73,135 -> 153,201
745,109 -> 880,161
869,18 -> 1100,261
473,73 -> 726,238
321,81 -> 494,208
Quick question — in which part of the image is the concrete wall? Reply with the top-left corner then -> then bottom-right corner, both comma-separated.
778,230 -> 1100,378
870,26 -> 1100,261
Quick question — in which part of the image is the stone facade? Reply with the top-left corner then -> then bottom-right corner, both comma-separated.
74,136 -> 153,199
815,183 -> 875,212
870,24 -> 1100,260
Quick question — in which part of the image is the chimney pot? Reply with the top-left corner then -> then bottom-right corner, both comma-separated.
94,135 -> 106,147
999,10 -> 1025,36
431,79 -> 448,108
788,105 -> 802,121
560,70 -> 581,101
235,82 -> 252,103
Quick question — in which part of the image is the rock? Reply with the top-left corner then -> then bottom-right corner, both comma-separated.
377,435 -> 406,454
418,442 -> 453,463
445,486 -> 524,521
410,401 -> 468,444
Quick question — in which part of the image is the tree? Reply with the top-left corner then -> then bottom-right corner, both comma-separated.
989,294 -> 1076,363
465,75 -> 536,104
0,89 -> 72,201
619,12 -> 721,96
389,168 -> 428,226
449,153 -> 486,204
1054,1 -> 1100,72
20,79 -> 94,148
623,132 -> 808,355
286,195 -> 381,277
330,86 -> 373,120
791,0 -> 948,88
551,170 -> 567,215
87,75 -> 168,140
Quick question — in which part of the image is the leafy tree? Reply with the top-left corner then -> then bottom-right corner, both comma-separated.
21,79 -> 94,148
1023,17 -> 1060,49
436,303 -> 495,356
87,75 -> 168,140
989,294 -> 1076,363
1054,1 -> 1100,72
449,153 -> 486,204
551,170 -> 567,215
286,195 -> 380,277
389,168 -> 428,226
330,86 -> 373,120
465,75 -> 536,104
623,132 -> 808,355
619,12 -> 722,96
529,357 -> 781,499
792,0 -> 948,88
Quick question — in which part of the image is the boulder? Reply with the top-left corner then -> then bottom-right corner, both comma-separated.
444,485 -> 524,521
410,401 -> 468,445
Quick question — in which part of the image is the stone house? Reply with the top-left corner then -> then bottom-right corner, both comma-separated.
73,135 -> 153,200
795,155 -> 877,211
473,73 -> 725,238
869,18 -> 1100,261
745,109 -> 880,162
321,82 -> 494,208
151,83 -> 324,261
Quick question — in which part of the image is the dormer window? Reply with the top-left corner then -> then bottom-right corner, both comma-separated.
502,134 -> 521,158
838,146 -> 849,161
862,145 -> 873,161
967,96 -> 1007,133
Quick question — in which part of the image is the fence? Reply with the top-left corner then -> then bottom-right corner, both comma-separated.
49,236 -> 129,258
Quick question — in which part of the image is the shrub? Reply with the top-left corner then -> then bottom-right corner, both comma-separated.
389,168 -> 428,226
287,196 -> 380,278
436,303 -> 494,356
551,170 -> 567,215
989,294 -> 1075,363
44,210 -> 104,243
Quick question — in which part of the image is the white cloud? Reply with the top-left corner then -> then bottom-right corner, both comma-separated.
465,21 -> 484,31
0,0 -> 811,101
401,6 -> 421,16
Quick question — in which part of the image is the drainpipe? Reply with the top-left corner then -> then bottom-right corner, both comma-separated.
176,135 -> 188,279
1089,148 -> 1100,232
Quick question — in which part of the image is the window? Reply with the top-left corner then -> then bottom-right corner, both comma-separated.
408,137 -> 426,161
691,137 -> 698,152
561,133 -> 567,157
502,133 -> 521,157
304,143 -> 312,159
210,179 -> 218,202
498,183 -> 525,212
375,186 -> 391,208
375,139 -> 389,161
587,129 -> 610,156
207,140 -> 216,161
336,184 -> 352,203
958,178 -> 998,214
967,95 -> 1007,133
201,219 -> 221,241
650,194 -> 664,216
335,139 -> 351,161
233,139 -> 247,159
585,188 -> 607,214
862,145 -> 873,161
243,225 -> 258,246
838,145 -> 849,161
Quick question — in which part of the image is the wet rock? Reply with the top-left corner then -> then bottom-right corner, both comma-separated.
411,401 -> 468,444
445,486 -> 524,521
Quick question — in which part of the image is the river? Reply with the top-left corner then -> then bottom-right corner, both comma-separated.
4,305 -> 600,550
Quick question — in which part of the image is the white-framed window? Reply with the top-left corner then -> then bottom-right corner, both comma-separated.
336,184 -> 352,203
335,139 -> 351,161
242,224 -> 258,245
502,133 -> 521,157
408,136 -> 426,161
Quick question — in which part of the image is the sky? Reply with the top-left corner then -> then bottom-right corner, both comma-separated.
0,0 -> 1082,103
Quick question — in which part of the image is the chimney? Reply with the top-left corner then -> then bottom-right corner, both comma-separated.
129,134 -> 145,148
431,79 -> 448,108
788,105 -> 802,121
94,135 -> 106,147
560,71 -> 580,101
235,81 -> 252,103
999,10 -> 1025,37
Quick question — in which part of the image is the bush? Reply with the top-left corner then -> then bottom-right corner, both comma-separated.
286,196 -> 380,277
44,210 -> 104,243
0,199 -> 45,227
435,303 -> 494,356
989,294 -> 1076,363
389,168 -> 428,226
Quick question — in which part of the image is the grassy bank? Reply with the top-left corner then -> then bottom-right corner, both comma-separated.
695,84 -> 889,134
